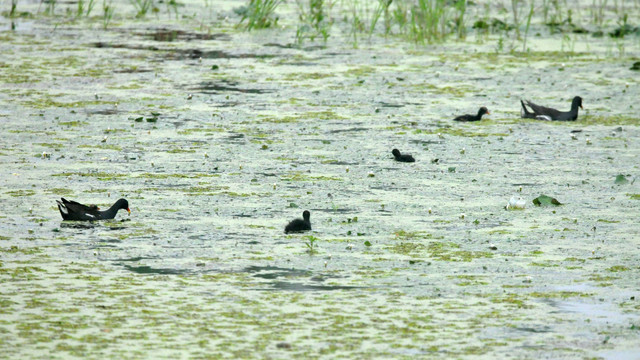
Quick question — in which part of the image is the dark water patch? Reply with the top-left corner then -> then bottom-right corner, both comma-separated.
266,281 -> 364,291
284,61 -> 319,66
86,108 -> 125,115
468,221 -> 509,229
223,133 -> 245,144
369,185 -> 408,191
210,101 -> 242,108
263,43 -> 293,49
232,213 -> 255,218
189,80 -> 273,94
302,45 -> 327,51
140,29 -> 229,42
92,239 -> 123,244
60,222 -> 97,229
324,161 -> 358,166
166,49 -> 276,60
120,264 -> 191,275
513,326 -> 552,333
113,67 -> 153,74
328,127 -> 369,133
470,77 -> 492,81
91,43 -> 274,61
264,43 -> 326,51
378,102 -> 404,108
112,256 -> 155,262
312,208 -> 358,214
309,273 -> 344,282
92,42 -> 160,51
244,265 -> 311,279
409,139 -> 443,145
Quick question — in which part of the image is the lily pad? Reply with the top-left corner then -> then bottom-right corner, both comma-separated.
614,174 -> 629,185
532,195 -> 562,206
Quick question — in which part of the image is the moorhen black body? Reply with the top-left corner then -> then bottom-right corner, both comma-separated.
392,149 -> 415,163
56,198 -> 130,221
454,107 -> 490,122
520,96 -> 583,121
285,210 -> 311,234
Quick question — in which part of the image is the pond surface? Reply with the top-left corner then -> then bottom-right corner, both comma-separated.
1,0 -> 639,358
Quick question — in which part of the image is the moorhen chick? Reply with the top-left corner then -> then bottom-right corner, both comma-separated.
454,107 -> 490,122
285,210 -> 311,234
392,149 -> 415,163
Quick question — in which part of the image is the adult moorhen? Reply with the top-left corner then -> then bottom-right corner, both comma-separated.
56,198 -> 130,221
392,149 -> 415,162
454,107 -> 490,122
285,210 -> 311,234
520,96 -> 583,121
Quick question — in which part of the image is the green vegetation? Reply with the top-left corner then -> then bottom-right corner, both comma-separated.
236,0 -> 282,30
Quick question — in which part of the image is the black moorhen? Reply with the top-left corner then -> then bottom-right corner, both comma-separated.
454,107 -> 490,122
392,149 -> 415,163
520,96 -> 583,121
285,210 -> 311,234
56,198 -> 130,221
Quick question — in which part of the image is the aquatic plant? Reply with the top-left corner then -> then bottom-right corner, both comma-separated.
102,0 -> 114,29
453,0 -> 467,39
368,0 -> 393,38
521,1 -> 534,51
304,235 -> 318,255
129,0 -> 153,18
10,0 -> 18,17
237,0 -> 282,30
510,0 -> 525,39
295,0 -> 333,45
44,0 -> 57,15
408,0 -> 449,43
166,0 -> 179,18
592,0 -> 608,28
76,0 -> 96,17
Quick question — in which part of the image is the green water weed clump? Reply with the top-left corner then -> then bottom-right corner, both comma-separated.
236,0 -> 282,30
295,0 -> 333,45
129,0 -> 154,18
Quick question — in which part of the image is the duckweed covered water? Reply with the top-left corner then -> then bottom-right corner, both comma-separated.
1,0 -> 639,358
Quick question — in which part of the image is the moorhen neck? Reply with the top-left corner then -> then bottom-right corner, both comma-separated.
56,198 -> 130,221
520,96 -> 583,121
454,107 -> 490,122
392,149 -> 415,162
285,210 -> 311,234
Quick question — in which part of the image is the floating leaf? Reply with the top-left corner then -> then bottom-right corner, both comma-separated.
614,174 -> 629,185
288,202 -> 298,208
364,240 -> 372,247
533,195 -> 562,206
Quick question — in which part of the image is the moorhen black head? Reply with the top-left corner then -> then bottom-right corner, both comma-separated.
520,96 -> 583,121
392,149 -> 415,162
453,107 -> 490,122
285,210 -> 311,234
56,198 -> 130,221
